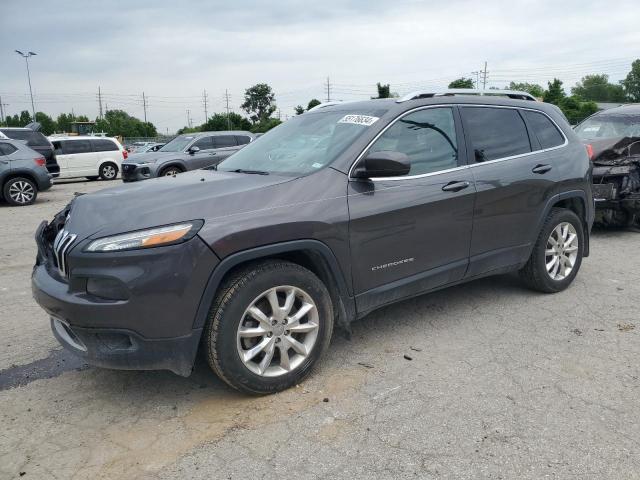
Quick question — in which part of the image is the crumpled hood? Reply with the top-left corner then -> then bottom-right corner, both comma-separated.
124,151 -> 178,164
64,169 -> 295,241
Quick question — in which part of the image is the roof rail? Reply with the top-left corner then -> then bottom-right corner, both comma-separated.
306,100 -> 359,112
397,89 -> 538,103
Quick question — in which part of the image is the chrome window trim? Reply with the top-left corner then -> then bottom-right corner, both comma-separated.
347,104 -> 568,182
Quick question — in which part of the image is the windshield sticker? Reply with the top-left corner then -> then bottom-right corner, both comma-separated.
338,114 -> 380,126
583,126 -> 601,132
312,162 -> 323,169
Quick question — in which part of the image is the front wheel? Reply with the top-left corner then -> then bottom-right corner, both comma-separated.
160,166 -> 182,177
204,260 -> 334,394
99,162 -> 118,180
520,208 -> 584,293
3,177 -> 38,206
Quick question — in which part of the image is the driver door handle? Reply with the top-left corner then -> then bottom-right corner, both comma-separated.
532,164 -> 552,174
442,181 -> 470,192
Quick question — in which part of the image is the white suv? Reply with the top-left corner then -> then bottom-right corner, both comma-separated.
49,136 -> 127,180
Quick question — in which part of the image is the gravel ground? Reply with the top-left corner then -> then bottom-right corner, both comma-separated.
1,179 -> 639,480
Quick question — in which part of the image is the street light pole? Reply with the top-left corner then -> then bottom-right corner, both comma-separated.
15,50 -> 37,121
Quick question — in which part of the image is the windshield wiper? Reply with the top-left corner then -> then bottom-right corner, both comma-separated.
230,168 -> 269,175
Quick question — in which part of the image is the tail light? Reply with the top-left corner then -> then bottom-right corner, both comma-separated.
585,144 -> 594,160
34,157 -> 46,167
122,149 -> 128,160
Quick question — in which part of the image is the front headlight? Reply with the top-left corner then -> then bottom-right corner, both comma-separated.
85,220 -> 203,252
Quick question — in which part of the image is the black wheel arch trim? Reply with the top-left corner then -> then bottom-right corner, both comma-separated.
191,239 -> 356,333
159,161 -> 186,174
534,189 -> 592,258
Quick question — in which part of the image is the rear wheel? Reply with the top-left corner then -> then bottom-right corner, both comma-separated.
99,162 -> 118,180
204,260 -> 334,394
520,208 -> 584,293
3,177 -> 38,206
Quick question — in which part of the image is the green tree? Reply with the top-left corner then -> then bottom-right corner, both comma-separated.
241,83 -> 277,124
251,117 -> 282,133
507,81 -> 544,98
18,110 -> 33,126
294,105 -> 305,115
56,113 -> 75,133
201,112 -> 252,131
307,99 -> 321,110
34,112 -> 57,135
448,77 -> 474,89
94,109 -> 157,137
571,74 -> 625,102
373,82 -> 391,99
543,79 -> 566,105
621,59 -> 640,102
177,126 -> 199,134
558,96 -> 598,125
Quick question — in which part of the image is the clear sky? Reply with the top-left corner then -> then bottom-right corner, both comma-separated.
1,0 -> 639,133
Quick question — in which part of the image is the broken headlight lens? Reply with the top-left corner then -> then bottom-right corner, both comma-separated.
85,220 -> 203,252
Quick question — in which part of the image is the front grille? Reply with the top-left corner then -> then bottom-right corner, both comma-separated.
53,229 -> 77,277
122,164 -> 137,173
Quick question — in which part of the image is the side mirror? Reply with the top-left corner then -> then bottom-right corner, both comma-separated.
352,151 -> 411,179
188,146 -> 200,154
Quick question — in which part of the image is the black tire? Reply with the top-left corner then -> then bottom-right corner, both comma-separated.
99,162 -> 118,180
3,177 -> 38,206
520,208 -> 584,293
204,260 -> 334,395
160,166 -> 183,177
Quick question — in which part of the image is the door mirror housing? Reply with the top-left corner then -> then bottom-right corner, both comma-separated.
188,146 -> 200,154
352,151 -> 411,179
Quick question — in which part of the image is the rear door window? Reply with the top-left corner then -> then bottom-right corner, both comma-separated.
461,107 -> 532,162
62,140 -> 92,155
213,135 -> 237,148
369,107 -> 458,175
522,110 -> 565,149
91,139 -> 119,152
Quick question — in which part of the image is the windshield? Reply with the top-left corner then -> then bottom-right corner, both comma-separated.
217,109 -> 388,175
158,135 -> 195,152
575,114 -> 640,140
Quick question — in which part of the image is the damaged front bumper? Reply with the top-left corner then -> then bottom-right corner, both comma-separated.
591,137 -> 640,227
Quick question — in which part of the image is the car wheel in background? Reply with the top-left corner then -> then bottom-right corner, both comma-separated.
204,260 -> 334,395
99,163 -> 118,180
160,166 -> 182,176
520,208 -> 584,293
3,177 -> 38,206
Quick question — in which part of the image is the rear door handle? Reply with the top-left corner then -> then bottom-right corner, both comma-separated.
442,181 -> 470,192
208,152 -> 217,156
532,164 -> 552,174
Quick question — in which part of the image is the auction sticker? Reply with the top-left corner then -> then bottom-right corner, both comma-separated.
338,114 -> 380,126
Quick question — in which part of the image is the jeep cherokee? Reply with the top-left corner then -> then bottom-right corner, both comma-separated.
32,90 -> 594,394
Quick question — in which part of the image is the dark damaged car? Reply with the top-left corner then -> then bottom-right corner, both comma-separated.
575,104 -> 640,227
32,91 -> 594,394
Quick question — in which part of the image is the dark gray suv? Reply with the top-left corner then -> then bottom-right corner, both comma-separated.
32,90 -> 594,394
1,139 -> 52,206
121,131 -> 254,181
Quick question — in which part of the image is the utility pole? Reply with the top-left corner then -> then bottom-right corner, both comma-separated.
186,109 -> 192,129
471,71 -> 480,89
14,50 -> 37,121
0,97 -> 8,124
224,89 -> 232,130
98,86 -> 103,120
326,77 -> 331,102
480,61 -> 489,90
142,92 -> 148,122
203,89 -> 209,121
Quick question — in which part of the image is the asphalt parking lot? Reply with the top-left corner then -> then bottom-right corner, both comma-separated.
1,179 -> 639,480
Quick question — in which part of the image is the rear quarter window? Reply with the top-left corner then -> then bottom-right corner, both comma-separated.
235,135 -> 251,145
461,107 -> 532,162
91,139 -> 119,152
213,135 -> 237,148
522,110 -> 565,149
0,142 -> 18,155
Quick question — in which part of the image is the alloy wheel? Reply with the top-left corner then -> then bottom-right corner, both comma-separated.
236,286 -> 320,377
8,180 -> 35,205
545,222 -> 579,280
102,165 -> 117,179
